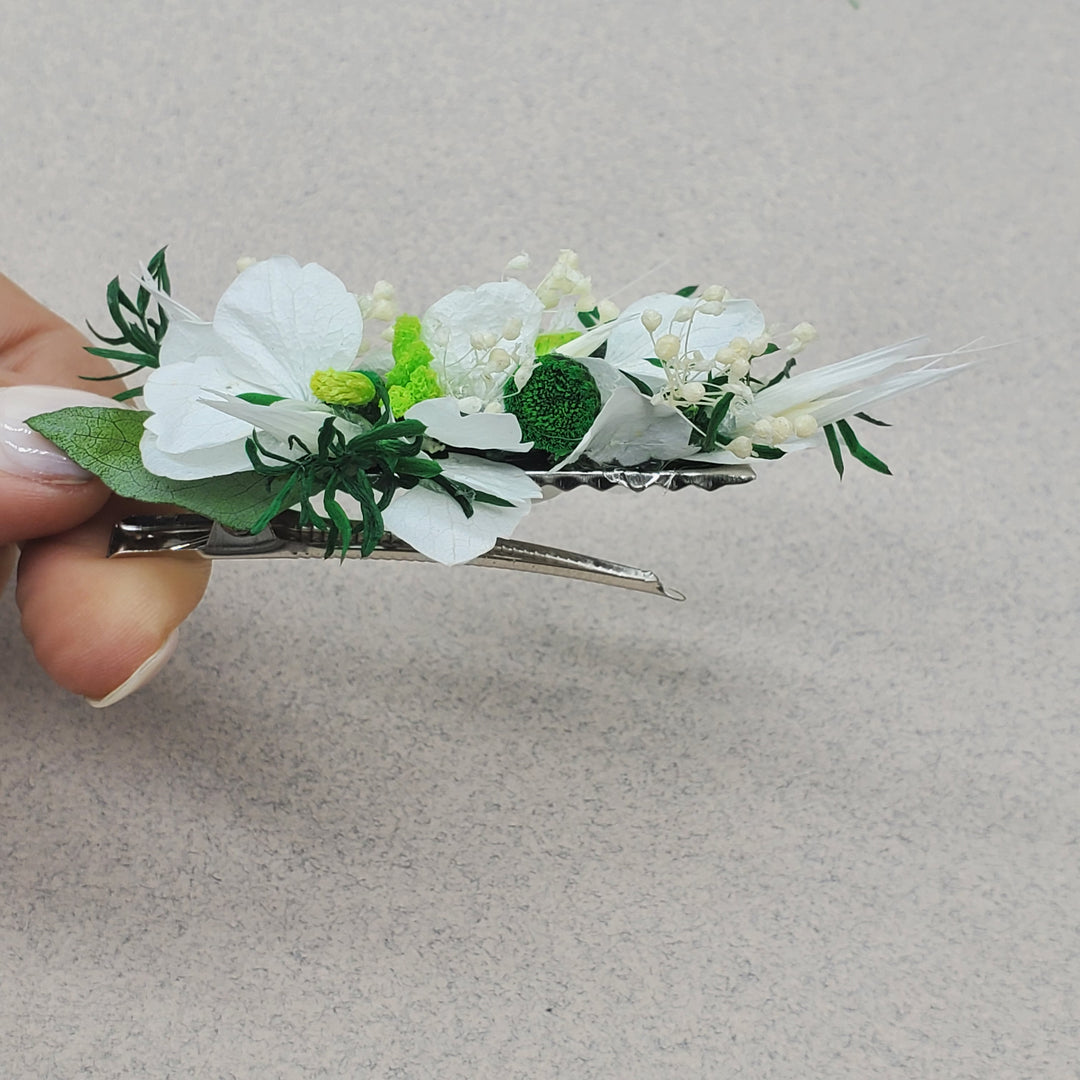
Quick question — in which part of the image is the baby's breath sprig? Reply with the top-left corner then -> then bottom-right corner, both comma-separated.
245,372 -> 442,559
83,247 -> 171,402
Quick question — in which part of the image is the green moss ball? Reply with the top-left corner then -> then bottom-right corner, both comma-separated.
504,354 -> 602,460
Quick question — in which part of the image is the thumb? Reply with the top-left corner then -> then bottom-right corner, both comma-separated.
0,384 -> 114,544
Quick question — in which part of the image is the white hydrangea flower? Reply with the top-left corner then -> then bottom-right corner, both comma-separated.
420,280 -> 545,409
603,292 -> 767,384
381,396 -> 542,565
139,256 -> 365,480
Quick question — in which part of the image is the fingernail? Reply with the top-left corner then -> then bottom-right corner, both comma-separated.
85,629 -> 180,708
0,384 -> 111,481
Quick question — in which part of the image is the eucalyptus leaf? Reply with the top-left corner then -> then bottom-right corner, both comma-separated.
27,406 -> 286,531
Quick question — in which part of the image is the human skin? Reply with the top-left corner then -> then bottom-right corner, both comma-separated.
0,272 -> 210,703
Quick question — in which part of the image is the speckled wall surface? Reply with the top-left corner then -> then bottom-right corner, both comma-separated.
2,1 -> 1078,1076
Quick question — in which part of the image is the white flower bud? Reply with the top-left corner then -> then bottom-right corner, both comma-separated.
597,299 -> 620,323
770,416 -> 793,444
641,309 -> 664,333
750,334 -> 771,356
370,298 -> 396,322
688,349 -> 709,371
654,333 -> 681,362
562,249 -> 580,270
458,396 -> 484,414
576,293 -> 598,312
702,284 -> 727,301
358,295 -> 374,317
501,316 -> 523,341
728,357 -> 751,380
483,400 -> 505,414
677,381 -> 706,404
697,300 -> 725,316
728,337 -> 752,362
752,417 -> 776,442
372,280 -> 395,300
488,347 -> 512,371
728,435 -> 753,458
792,321 -> 817,343
235,256 -> 257,273
504,253 -> 531,272
673,305 -> 694,323
793,413 -> 818,438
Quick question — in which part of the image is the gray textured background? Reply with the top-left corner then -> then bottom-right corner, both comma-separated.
2,1 -> 1078,1077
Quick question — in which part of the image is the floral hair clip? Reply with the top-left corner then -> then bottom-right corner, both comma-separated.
28,249 -> 976,598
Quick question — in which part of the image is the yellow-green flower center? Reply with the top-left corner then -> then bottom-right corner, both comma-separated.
310,369 -> 376,406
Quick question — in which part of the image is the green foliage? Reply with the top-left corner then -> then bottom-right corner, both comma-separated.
245,371 -> 442,558
26,406 -> 287,530
503,354 -> 602,460
822,418 -> 892,478
535,330 -> 581,355
385,314 -> 442,414
675,285 -> 699,298
83,247 -> 172,402
701,392 -> 735,453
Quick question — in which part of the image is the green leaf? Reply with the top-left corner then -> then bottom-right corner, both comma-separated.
645,355 -> 664,368
26,406 -> 288,530
619,369 -> 655,396
751,444 -> 785,459
854,411 -> 891,427
84,346 -> 157,367
112,387 -> 145,402
675,285 -> 698,298
836,418 -> 892,475
702,392 -> 734,452
823,423 -> 845,479
236,392 -> 286,406
577,307 -> 599,328
761,358 -> 797,389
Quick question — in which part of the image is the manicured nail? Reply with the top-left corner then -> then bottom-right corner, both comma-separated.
85,629 -> 180,708
0,384 -> 111,481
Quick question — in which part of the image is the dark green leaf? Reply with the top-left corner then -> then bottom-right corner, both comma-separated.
823,423 -> 845,479
702,392 -> 734,452
751,444 -> 785,459
761,358 -> 797,389
855,411 -> 891,427
84,346 -> 157,366
675,285 -> 698,298
836,418 -> 892,475
619,370 -> 655,396
112,387 -> 145,402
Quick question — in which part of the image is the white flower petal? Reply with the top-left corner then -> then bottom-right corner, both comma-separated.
405,396 -> 531,452
199,392 -> 362,449
139,429 -> 253,480
143,358 -> 255,453
437,453 -> 542,503
554,387 -> 696,470
605,293 -> 766,379
421,279 -> 544,400
382,484 -> 532,565
212,256 -> 364,399
751,338 -> 931,418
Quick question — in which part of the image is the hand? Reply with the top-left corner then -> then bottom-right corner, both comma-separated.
0,273 -> 211,706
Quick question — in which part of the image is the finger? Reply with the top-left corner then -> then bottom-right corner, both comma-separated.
0,272 -> 114,387
0,542 -> 15,594
16,498 -> 212,703
0,274 -> 119,542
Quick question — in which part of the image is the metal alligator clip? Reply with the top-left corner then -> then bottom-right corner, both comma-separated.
107,464 -> 754,601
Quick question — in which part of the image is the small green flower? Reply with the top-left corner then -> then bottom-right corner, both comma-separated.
385,314 -> 443,415
309,368 -> 376,406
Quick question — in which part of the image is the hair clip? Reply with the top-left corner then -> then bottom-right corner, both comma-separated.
26,248 -> 980,598
105,463 -> 754,600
